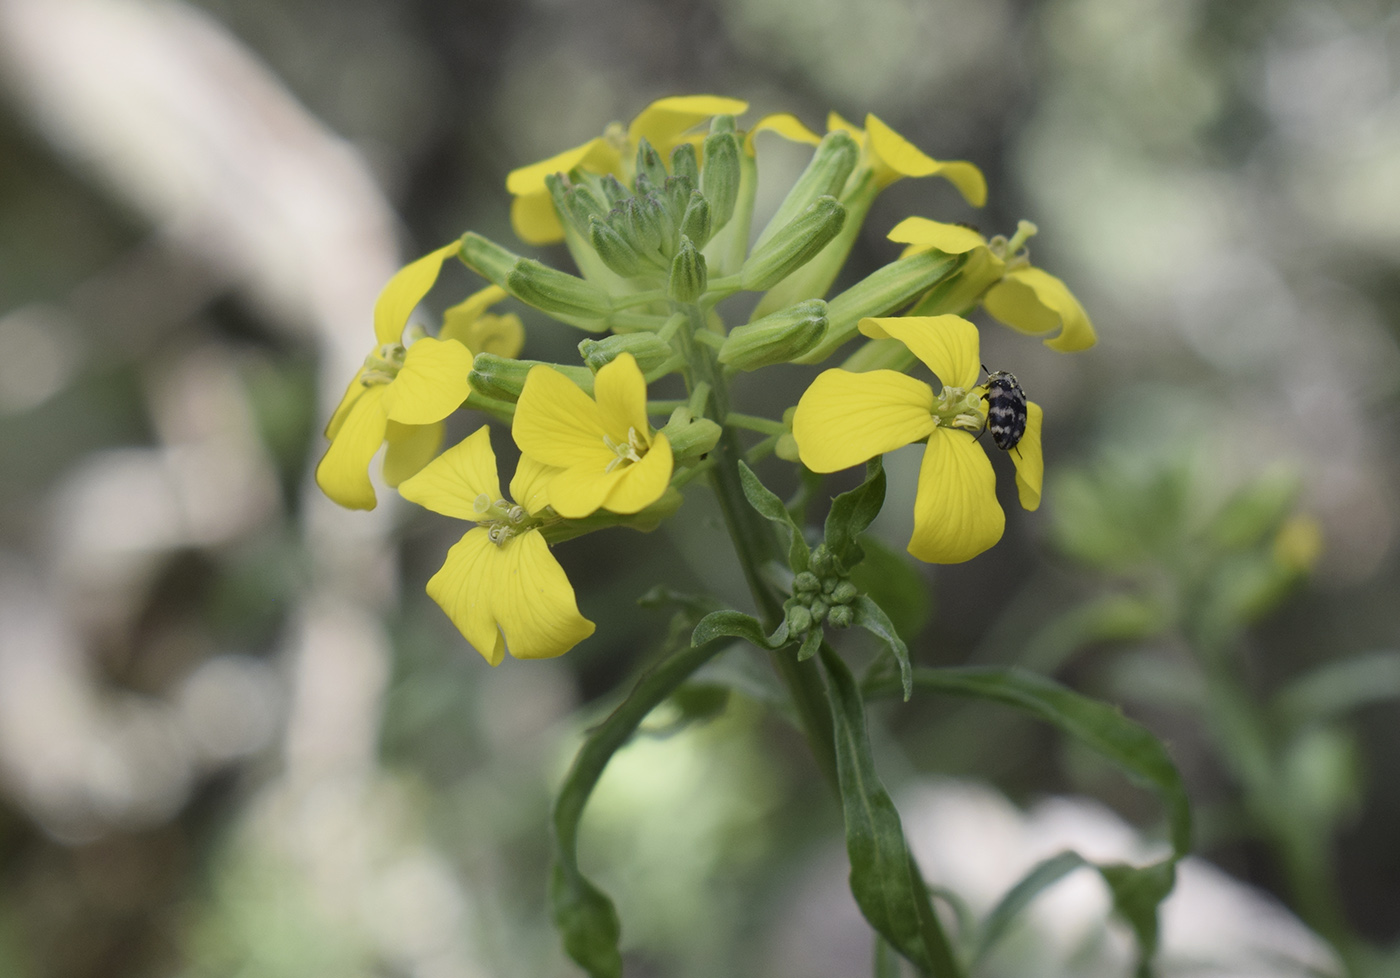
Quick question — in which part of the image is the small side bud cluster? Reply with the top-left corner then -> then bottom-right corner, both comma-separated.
785,543 -> 859,640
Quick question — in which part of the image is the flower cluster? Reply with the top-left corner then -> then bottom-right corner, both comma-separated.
316,94 -> 1094,663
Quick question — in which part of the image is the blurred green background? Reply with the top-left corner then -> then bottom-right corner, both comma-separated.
1,0 -> 1398,975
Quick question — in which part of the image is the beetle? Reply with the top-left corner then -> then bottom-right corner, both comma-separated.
981,366 -> 1027,452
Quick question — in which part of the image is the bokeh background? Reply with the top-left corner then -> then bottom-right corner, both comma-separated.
1,0 -> 1398,975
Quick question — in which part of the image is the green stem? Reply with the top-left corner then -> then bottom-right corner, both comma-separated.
726,412 -> 787,435
676,301 -> 839,789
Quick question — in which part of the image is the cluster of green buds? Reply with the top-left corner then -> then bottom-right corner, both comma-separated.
786,544 -> 860,635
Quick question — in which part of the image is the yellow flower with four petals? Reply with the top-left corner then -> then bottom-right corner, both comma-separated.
792,315 -> 1043,564
512,353 -> 673,519
317,243 -> 522,510
398,426 -> 594,664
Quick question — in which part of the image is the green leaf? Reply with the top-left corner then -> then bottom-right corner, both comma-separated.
853,596 -> 913,702
551,638 -> 731,976
819,645 -> 962,977
691,609 -> 780,649
848,537 -> 931,640
1272,649 -> 1400,728
636,585 -> 723,616
873,936 -> 902,978
973,851 -> 1087,963
797,625 -> 823,661
739,460 -> 810,571
825,456 -> 886,568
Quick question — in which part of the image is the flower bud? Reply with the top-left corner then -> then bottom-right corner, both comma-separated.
809,599 -> 828,623
701,130 -> 741,231
634,137 -> 668,195
469,353 -> 595,402
751,130 -> 858,252
658,407 -> 721,461
505,259 -> 613,322
679,191 -> 713,248
599,174 -> 630,208
718,299 -> 827,370
809,545 -> 835,577
740,196 -> 846,292
786,604 -> 813,635
579,332 -> 676,375
670,142 -> 699,186
826,603 -> 854,629
588,216 -> 650,278
830,580 -> 858,605
668,235 -> 708,303
795,248 -> 964,364
458,232 -> 519,286
793,571 -> 820,595
624,197 -> 665,258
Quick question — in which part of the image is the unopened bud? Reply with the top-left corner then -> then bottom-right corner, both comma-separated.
670,142 -> 699,186
786,604 -> 813,635
718,299 -> 827,370
659,407 -> 721,461
701,130 -> 741,232
579,332 -> 676,375
668,235 -> 708,303
469,353 -> 595,403
589,216 -> 650,278
793,571 -> 820,595
830,580 -> 858,605
740,196 -> 846,292
624,197 -> 665,258
827,604 -> 854,629
751,130 -> 858,253
679,191 -> 713,248
809,545 -> 835,577
634,138 -> 668,195
809,599 -> 828,623
599,174 -> 629,208
458,232 -> 519,286
505,259 -> 613,321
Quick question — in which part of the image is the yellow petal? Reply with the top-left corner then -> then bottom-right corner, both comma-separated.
382,337 -> 474,425
505,137 -> 618,195
512,365 -> 608,469
373,242 -> 460,346
864,114 -> 987,205
398,425 -> 502,521
315,385 -> 389,510
426,527 -> 508,666
592,353 -> 650,443
792,369 -> 935,473
442,285 -> 525,359
325,372 -> 368,439
744,113 -> 822,154
546,464 -> 626,520
510,453 -> 563,516
383,420 -> 443,487
511,191 -> 566,246
887,216 -> 988,255
602,432 -> 673,514
983,267 -> 1097,352
495,530 -> 595,660
827,111 -> 860,135
908,429 -> 1005,563
858,315 -> 981,390
628,95 -> 749,152
1010,401 -> 1043,511
441,283 -> 508,328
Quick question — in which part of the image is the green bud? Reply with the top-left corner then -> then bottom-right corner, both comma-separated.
718,299 -> 827,370
599,174 -> 630,208
679,191 -> 713,248
668,235 -> 708,303
740,196 -> 846,292
506,259 -> 613,322
796,248 -> 964,364
458,232 -> 519,286
826,604 -> 854,629
809,545 -> 835,577
470,353 -> 595,402
670,142 -> 699,186
701,130 -> 741,231
775,433 -> 799,462
588,216 -> 650,278
658,407 -> 721,461
830,580 -> 858,605
809,599 -> 828,623
625,197 -> 665,258
558,179 -> 608,235
793,571 -> 820,595
579,332 -> 676,375
786,604 -> 813,635
751,130 -> 858,253
709,114 -> 737,135
634,137 -> 668,195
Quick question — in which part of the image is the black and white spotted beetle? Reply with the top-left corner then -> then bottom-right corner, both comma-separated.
981,366 -> 1027,452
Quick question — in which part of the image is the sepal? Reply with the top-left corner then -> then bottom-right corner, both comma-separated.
718,299 -> 827,370
470,353 -> 595,402
740,196 -> 846,292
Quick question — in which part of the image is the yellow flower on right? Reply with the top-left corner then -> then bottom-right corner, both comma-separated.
890,216 -> 1096,353
792,315 -> 1043,564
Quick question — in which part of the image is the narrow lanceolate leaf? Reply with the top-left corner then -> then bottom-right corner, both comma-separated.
871,666 -> 1192,975
973,850 -> 1088,963
820,645 -> 962,977
738,460 -> 810,572
852,596 -> 913,702
825,456 -> 886,569
691,609 -> 779,649
552,638 -> 731,977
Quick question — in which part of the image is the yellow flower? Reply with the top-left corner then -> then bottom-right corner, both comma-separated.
506,95 -> 749,245
512,352 -> 673,519
827,112 -> 986,205
440,284 -> 525,359
791,315 -> 1043,564
889,217 -> 1096,353
398,426 -> 593,664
